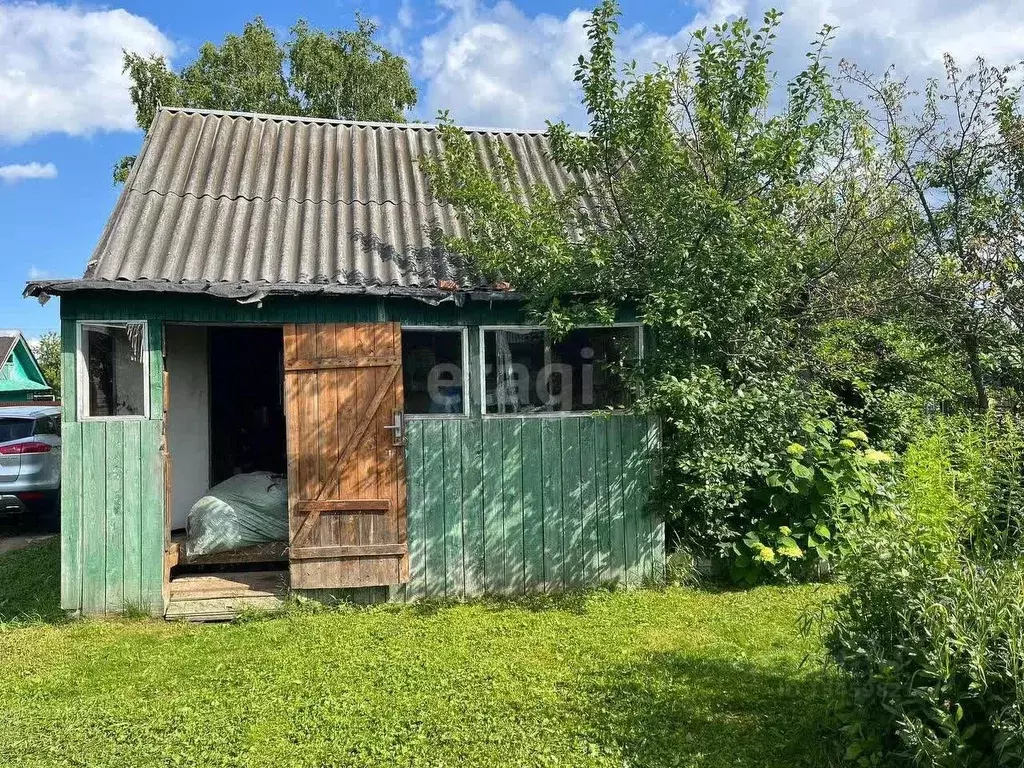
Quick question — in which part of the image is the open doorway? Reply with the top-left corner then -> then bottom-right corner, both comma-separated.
208,327 -> 287,484
163,324 -> 290,613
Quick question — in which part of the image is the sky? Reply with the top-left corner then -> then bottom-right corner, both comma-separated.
2,0 -> 1023,339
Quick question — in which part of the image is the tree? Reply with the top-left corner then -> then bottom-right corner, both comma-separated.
34,332 -> 61,399
421,1 -> 899,548
842,56 -> 1024,411
115,15 -> 416,182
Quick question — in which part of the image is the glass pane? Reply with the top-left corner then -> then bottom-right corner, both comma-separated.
402,330 -> 465,414
483,329 -> 550,414
551,327 -> 639,411
82,323 -> 147,417
0,418 -> 33,442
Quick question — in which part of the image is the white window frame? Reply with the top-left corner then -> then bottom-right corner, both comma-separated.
479,323 -> 644,418
76,320 -> 151,421
400,325 -> 471,419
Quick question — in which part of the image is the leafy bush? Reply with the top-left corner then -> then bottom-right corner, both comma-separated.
725,419 -> 893,584
824,416 -> 1024,767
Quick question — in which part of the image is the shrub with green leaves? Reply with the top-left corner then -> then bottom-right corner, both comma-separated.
726,418 -> 893,584
824,416 -> 1024,767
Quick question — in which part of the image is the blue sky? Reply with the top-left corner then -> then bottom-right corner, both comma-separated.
2,0 -> 1022,338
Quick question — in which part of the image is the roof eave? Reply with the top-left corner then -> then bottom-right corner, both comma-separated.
23,279 -> 525,305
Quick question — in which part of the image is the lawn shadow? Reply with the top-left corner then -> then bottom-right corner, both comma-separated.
579,650 -> 844,768
0,537 -> 67,625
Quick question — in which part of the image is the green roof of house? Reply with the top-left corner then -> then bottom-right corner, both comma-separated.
0,331 -> 50,395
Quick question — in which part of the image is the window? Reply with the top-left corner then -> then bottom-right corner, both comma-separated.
402,328 -> 467,415
0,418 -> 33,443
79,322 -> 149,419
33,415 -> 60,436
482,325 -> 641,414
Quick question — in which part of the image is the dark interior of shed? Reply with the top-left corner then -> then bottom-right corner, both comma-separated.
208,326 -> 287,485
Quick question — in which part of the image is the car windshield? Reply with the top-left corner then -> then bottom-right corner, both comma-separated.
0,418 -> 34,443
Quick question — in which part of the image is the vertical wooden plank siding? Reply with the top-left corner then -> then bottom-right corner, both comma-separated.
60,293 -> 659,612
541,419 -> 564,592
422,420 -> 445,599
501,419 -> 524,594
122,421 -> 143,607
58,312 -> 166,616
481,419 -> 504,594
405,420 -> 426,601
442,420 -> 465,599
104,422 -> 125,611
399,414 -> 661,600
520,420 -> 544,592
460,420 -> 484,596
59,422 -> 83,610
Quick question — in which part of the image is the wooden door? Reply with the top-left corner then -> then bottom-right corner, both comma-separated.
283,322 -> 408,589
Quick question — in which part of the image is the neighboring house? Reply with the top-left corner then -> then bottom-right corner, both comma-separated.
25,106 -> 662,618
0,330 -> 53,404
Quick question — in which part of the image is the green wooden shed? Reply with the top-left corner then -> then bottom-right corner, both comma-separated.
26,107 -> 663,619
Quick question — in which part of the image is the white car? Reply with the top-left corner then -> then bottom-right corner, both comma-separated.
0,405 -> 61,530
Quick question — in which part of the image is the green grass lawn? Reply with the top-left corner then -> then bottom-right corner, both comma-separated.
0,540 -> 842,767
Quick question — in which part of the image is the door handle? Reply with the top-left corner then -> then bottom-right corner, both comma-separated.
383,410 -> 405,446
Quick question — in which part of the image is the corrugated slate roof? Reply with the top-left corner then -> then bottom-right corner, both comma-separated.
30,106 -> 598,302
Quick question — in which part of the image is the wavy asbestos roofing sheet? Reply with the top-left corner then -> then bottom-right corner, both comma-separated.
60,106 -> 598,299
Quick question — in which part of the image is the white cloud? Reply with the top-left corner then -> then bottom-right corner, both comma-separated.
0,3 -> 175,143
398,0 -> 415,29
27,266 -> 52,280
418,0 -> 1024,130
419,1 -> 591,128
0,162 -> 57,183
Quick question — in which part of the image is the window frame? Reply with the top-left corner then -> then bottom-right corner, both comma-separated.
76,320 -> 151,422
478,323 -> 644,418
400,325 -> 471,419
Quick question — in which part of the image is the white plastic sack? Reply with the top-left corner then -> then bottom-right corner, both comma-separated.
186,471 -> 289,557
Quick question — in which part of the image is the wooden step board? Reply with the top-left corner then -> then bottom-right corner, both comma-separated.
166,571 -> 289,622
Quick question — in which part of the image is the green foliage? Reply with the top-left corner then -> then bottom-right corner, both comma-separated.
33,331 -> 60,398
824,416 -> 1024,766
423,3 -> 904,560
842,56 -> 1024,411
115,15 -> 416,182
728,420 -> 893,584
0,542 -> 842,768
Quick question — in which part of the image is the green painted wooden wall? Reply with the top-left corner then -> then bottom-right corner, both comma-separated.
403,415 -> 662,600
59,292 -> 661,615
